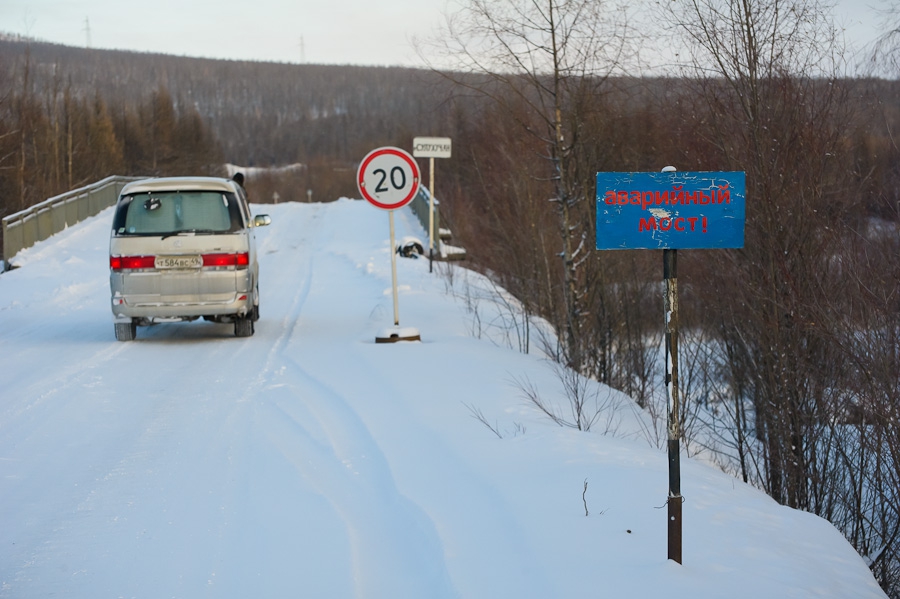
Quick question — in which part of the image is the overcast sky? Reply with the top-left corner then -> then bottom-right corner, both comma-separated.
0,0 -> 451,66
0,0 -> 886,68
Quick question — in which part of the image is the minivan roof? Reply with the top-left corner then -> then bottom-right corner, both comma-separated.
121,176 -> 240,196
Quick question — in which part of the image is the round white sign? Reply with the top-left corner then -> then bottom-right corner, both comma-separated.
357,147 -> 421,210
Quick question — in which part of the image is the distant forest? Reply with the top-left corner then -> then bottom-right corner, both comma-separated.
0,36 -> 475,208
1,36 -> 898,219
1,14 -> 900,596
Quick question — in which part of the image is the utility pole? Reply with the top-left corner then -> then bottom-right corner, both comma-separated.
83,17 -> 92,49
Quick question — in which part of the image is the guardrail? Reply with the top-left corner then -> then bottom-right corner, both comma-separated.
2,175 -> 142,271
2,177 -> 462,271
408,185 -> 466,261
408,185 -> 441,244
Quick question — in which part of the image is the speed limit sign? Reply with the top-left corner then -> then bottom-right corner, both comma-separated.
357,147 -> 421,210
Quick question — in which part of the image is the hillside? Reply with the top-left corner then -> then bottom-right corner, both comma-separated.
0,38 -> 464,166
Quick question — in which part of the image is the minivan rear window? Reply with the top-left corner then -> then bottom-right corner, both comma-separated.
112,191 -> 244,236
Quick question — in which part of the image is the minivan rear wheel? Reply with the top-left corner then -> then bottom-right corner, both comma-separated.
115,321 -> 136,341
234,316 -> 254,337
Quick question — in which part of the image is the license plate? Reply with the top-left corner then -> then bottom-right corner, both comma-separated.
155,255 -> 202,269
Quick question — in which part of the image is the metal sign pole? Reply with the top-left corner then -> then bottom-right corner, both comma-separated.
389,210 -> 400,326
428,156 -> 435,273
664,247 -> 682,564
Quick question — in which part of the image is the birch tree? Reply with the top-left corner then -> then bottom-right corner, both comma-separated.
425,0 -> 635,370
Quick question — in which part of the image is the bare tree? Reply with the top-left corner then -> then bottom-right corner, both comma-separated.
870,0 -> 900,76
824,213 -> 900,596
662,1 -> 900,595
424,0 -> 636,371
663,0 -> 852,507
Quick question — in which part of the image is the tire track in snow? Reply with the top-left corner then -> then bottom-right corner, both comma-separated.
0,204 -> 336,597
261,206 -> 555,598
245,202 -> 325,398
256,358 -> 458,599
247,203 -> 457,597
321,342 -> 558,599
1,341 -> 129,426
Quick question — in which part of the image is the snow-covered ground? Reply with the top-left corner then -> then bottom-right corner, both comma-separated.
0,198 -> 887,598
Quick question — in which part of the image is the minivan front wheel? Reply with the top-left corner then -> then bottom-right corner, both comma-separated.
234,316 -> 254,337
115,320 -> 136,341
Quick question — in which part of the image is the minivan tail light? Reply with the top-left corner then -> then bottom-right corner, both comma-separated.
202,252 -> 250,267
110,253 -> 249,271
110,255 -> 155,271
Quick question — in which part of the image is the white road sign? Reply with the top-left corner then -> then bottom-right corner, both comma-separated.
412,137 -> 452,159
357,147 -> 421,210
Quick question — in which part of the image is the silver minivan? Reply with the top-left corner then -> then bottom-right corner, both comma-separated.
109,176 -> 271,341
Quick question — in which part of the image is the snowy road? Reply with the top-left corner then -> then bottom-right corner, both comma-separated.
0,199 -> 887,598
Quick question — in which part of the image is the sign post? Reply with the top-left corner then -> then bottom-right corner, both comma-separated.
357,146 -> 422,343
595,167 -> 746,564
412,137 -> 452,273
663,244 -> 681,564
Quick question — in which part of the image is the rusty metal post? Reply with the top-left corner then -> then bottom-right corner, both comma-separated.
664,247 -> 682,564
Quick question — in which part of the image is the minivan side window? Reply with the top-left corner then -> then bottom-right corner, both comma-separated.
112,191 -> 244,236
